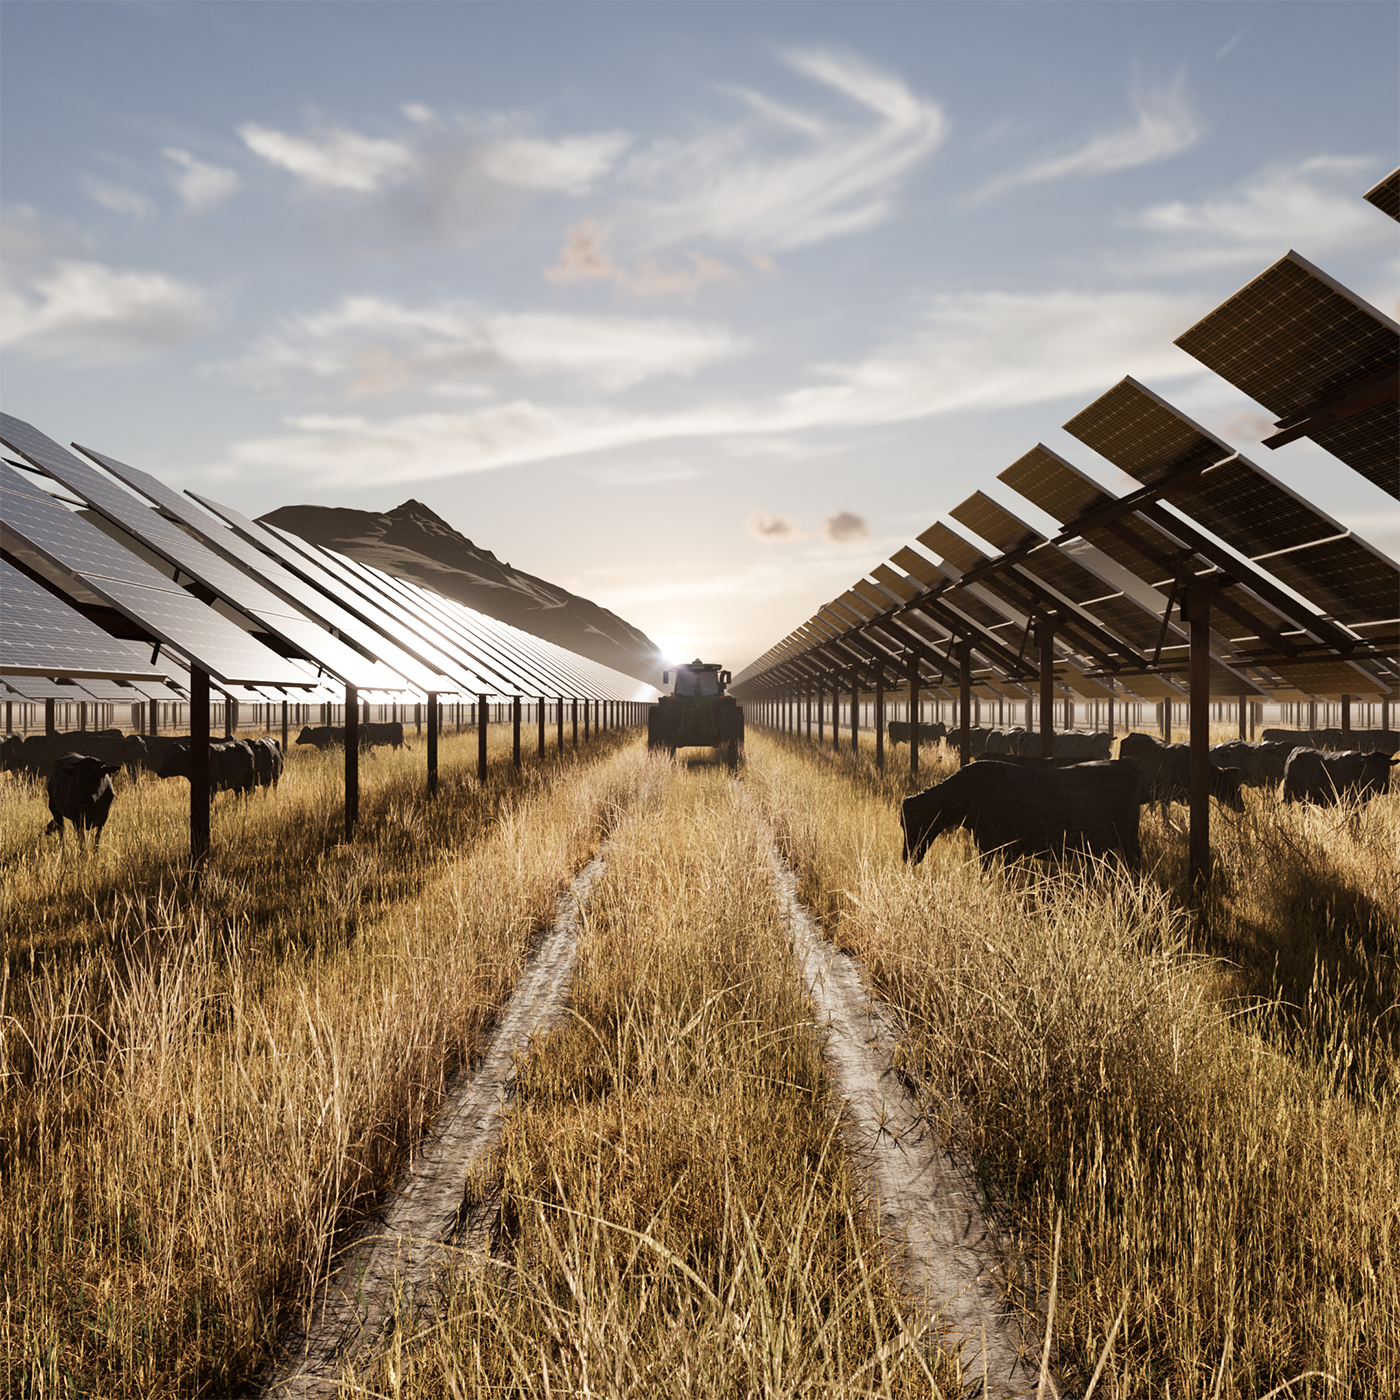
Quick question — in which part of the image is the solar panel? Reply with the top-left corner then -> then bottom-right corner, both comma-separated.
1171,253 -> 1398,498
1,467 -> 307,687
1063,379 -> 1400,627
0,558 -> 169,681
189,492 -> 473,694
950,492 -> 1038,555
1366,166 -> 1400,222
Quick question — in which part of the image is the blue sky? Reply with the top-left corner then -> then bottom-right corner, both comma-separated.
3,2 -> 1396,669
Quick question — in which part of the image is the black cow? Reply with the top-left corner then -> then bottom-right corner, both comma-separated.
1282,748 -> 1396,806
901,759 -> 1141,867
45,753 -> 121,844
248,736 -> 284,788
885,720 -> 948,746
296,722 -> 411,752
1119,732 -> 1245,811
1210,740 -> 1297,790
1263,728 -> 1400,757
156,739 -> 257,795
2,730 -> 148,780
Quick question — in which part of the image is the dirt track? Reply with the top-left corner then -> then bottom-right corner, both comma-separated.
263,853 -> 607,1399
771,846 -> 1034,1396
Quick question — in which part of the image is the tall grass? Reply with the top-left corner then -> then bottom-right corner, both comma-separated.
747,728 -> 1399,1396
356,759 -> 964,1399
2,729 -> 652,1397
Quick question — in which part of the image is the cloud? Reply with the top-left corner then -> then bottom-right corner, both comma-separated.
545,220 -> 738,296
80,175 -> 154,220
1126,155 -> 1386,270
164,148 -> 239,210
977,76 -> 1200,199
1215,29 -> 1246,61
821,510 -> 869,544
217,286 -> 1207,484
480,133 -> 631,194
231,294 -> 744,394
0,258 -> 214,359
621,47 -> 948,251
239,122 -> 418,192
747,513 -> 801,542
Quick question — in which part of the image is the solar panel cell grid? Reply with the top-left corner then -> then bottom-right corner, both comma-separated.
1365,167 -> 1400,221
999,445 -> 1113,523
1064,377 -> 1227,485
1173,254 -> 1398,420
949,492 -> 1040,554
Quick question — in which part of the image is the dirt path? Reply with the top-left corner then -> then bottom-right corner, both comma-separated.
263,853 -> 607,1400
770,847 -> 1035,1397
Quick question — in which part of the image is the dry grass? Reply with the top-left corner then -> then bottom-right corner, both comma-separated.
356,757 -> 963,1398
747,727 -> 1399,1397
1,727 -> 650,1397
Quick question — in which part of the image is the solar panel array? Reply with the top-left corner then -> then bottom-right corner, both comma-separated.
2,414 -> 657,711
734,175 -> 1398,713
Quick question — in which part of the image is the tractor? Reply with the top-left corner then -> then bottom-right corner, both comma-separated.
647,660 -> 745,766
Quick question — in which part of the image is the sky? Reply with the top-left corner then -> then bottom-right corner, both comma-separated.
2,2 -> 1397,672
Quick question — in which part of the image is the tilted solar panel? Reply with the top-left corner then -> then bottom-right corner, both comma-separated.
1171,253 -> 1398,498
1000,445 -> 1114,523
1365,167 -> 1400,222
950,492 -> 1038,555
0,558 -> 168,681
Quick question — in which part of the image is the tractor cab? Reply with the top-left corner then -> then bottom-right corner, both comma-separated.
649,660 -> 744,764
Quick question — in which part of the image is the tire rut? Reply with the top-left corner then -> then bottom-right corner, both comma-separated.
262,853 -> 607,1399
769,843 -> 1038,1398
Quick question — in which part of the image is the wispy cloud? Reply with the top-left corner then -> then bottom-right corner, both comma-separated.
821,510 -> 868,544
80,175 -> 154,220
238,122 -> 418,192
747,513 -> 802,542
621,48 -> 948,251
976,76 -> 1200,200
545,220 -> 738,297
1126,155 -> 1385,270
164,148 -> 239,210
1,258 -> 214,358
217,286 -> 1203,485
230,294 -> 744,394
1216,29 -> 1246,61
480,134 -> 631,194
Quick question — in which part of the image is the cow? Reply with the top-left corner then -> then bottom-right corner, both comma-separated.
296,722 -> 411,752
1,730 -> 148,780
885,720 -> 948,746
248,736 -> 284,789
984,727 -> 1024,754
1118,732 -> 1245,811
1282,748 -> 1396,807
1210,740 -> 1297,790
1263,728 -> 1400,757
1047,731 -> 1113,762
975,753 -> 1098,769
156,739 -> 257,795
901,759 -> 1141,867
45,753 -> 121,844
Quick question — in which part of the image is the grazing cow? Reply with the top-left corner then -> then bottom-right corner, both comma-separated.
45,753 -> 121,844
1119,732 -> 1245,811
984,727 -> 1025,755
1282,748 -> 1396,807
156,739 -> 257,795
901,759 -> 1141,867
1047,731 -> 1113,761
1263,728 -> 1400,757
1211,740 -> 1296,790
885,720 -> 948,746
2,730 -> 148,780
248,736 -> 284,789
296,722 -> 411,752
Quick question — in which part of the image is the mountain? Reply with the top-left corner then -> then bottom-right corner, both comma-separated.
256,499 -> 664,686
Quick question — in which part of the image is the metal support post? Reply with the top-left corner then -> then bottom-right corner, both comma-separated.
478,693 -> 489,783
1183,582 -> 1215,890
1341,694 -> 1351,740
572,698 -> 579,748
427,691 -> 439,796
958,642 -> 972,768
538,696 -> 546,756
1037,616 -> 1055,759
344,684 -> 359,839
908,654 -> 920,782
512,695 -> 522,768
850,678 -> 858,753
875,668 -> 885,773
190,666 -> 210,870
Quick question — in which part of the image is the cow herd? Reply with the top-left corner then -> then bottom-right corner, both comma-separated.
901,730 -> 1399,868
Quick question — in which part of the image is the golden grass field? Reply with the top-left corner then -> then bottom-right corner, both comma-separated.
3,722 -> 1396,1397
